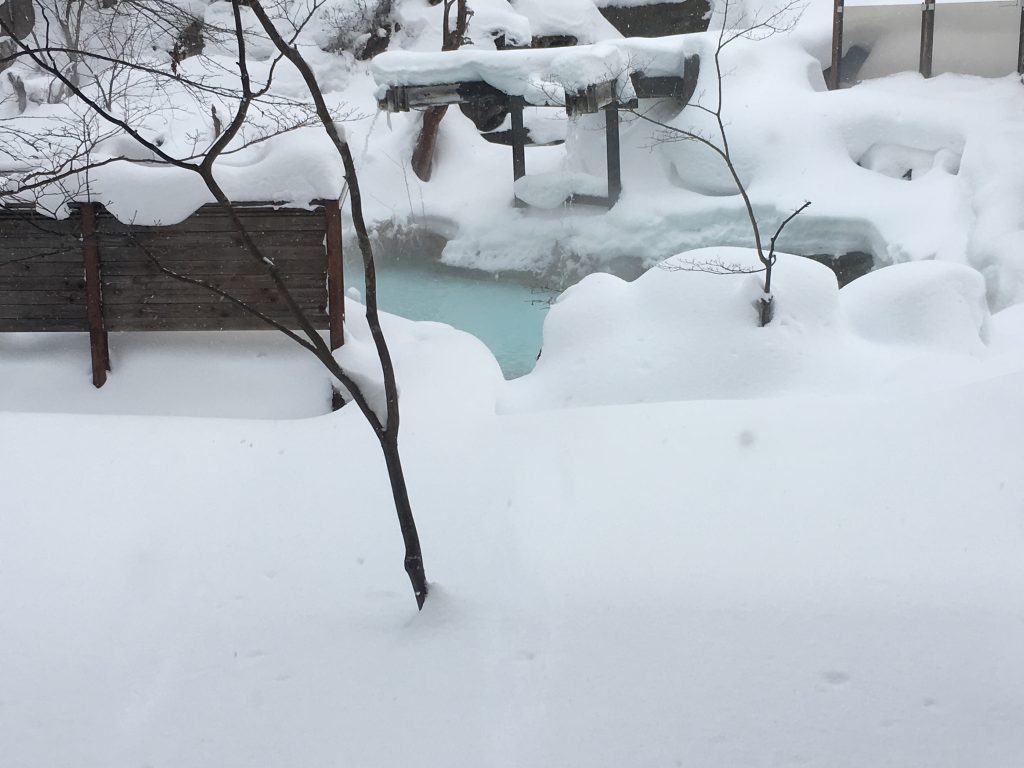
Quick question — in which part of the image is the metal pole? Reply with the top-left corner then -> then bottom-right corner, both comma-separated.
920,0 -> 935,78
830,0 -> 844,90
605,103 -> 622,205
1018,3 -> 1023,75
510,96 -> 527,208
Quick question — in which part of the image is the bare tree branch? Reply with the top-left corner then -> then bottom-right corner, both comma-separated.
623,0 -> 810,325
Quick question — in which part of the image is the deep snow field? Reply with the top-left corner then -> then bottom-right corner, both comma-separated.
3,0 -> 1024,766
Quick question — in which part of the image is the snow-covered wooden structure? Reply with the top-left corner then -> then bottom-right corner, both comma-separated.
374,38 -> 700,208
594,0 -> 711,38
0,202 -> 344,387
829,0 -> 1024,88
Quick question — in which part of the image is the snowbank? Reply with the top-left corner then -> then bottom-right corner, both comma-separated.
502,249 -> 1016,411
3,297 -> 1024,768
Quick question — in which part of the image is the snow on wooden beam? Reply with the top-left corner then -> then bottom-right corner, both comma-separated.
373,35 -> 704,111
379,64 -> 700,117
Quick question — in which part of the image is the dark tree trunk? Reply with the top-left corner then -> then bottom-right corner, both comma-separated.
410,0 -> 467,181
411,106 -> 448,182
248,0 -> 430,609
380,432 -> 427,608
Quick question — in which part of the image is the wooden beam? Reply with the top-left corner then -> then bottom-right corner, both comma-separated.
605,103 -> 622,205
919,0 -> 935,79
325,199 -> 345,351
564,81 -> 617,116
510,96 -> 527,208
380,81 -> 520,111
631,75 -> 684,100
80,202 -> 110,388
830,0 -> 844,90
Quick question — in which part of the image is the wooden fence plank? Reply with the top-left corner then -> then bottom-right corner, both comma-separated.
0,218 -> 80,237
98,274 -> 322,291
0,275 -> 86,290
105,315 -> 329,332
325,199 -> 344,350
80,202 -> 109,387
0,304 -> 89,320
101,298 -> 329,312
94,252 -> 324,267
0,319 -> 88,332
101,288 -> 326,305
0,290 -> 87,304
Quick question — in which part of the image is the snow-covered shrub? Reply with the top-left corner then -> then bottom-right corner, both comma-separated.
319,0 -> 394,59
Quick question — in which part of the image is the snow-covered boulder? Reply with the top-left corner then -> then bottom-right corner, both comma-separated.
841,260 -> 989,354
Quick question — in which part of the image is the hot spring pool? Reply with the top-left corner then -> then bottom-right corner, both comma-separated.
347,258 -> 558,379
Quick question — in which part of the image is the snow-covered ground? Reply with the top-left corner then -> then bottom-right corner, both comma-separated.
4,283 -> 1024,767
5,256 -> 1024,766
3,0 -> 1024,766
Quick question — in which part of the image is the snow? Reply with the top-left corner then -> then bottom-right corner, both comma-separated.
4,0 -> 1024,765
512,0 -> 623,43
3,296 -> 1024,767
513,170 -> 608,206
502,249 -> 1022,410
372,34 -> 705,102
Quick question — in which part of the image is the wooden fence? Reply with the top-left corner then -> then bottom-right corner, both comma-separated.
0,201 -> 344,387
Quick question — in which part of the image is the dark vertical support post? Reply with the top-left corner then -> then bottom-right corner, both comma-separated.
605,102 -> 622,205
510,96 -> 527,208
920,0 -> 935,79
325,198 -> 344,352
830,0 -> 844,90
1018,5 -> 1023,75
80,202 -> 109,388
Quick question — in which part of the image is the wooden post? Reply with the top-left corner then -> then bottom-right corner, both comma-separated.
325,199 -> 345,351
830,0 -> 844,90
79,202 -> 109,388
510,96 -> 527,208
920,0 -> 935,78
605,102 -> 622,205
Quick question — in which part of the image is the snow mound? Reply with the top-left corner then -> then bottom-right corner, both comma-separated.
514,171 -> 607,207
502,249 -> 1001,411
841,261 -> 989,353
503,248 -> 841,410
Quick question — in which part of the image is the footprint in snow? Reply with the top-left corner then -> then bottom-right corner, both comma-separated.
821,670 -> 850,686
